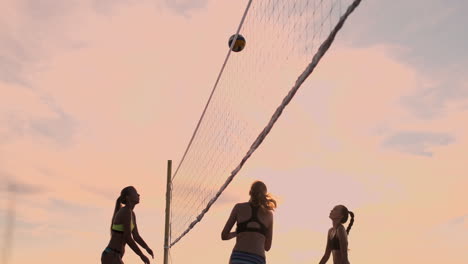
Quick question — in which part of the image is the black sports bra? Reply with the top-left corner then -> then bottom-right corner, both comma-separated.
330,235 -> 340,250
236,203 -> 268,236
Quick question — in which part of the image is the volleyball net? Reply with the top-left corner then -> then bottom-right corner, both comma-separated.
168,0 -> 362,248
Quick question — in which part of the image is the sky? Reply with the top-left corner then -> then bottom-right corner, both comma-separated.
0,0 -> 467,263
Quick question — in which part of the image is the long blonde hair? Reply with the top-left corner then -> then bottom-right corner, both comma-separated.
249,181 -> 277,211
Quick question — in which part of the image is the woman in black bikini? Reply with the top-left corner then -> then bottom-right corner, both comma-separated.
101,186 -> 154,264
221,181 -> 277,264
319,205 -> 354,264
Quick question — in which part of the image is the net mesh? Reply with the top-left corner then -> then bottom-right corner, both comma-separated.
170,0 -> 362,247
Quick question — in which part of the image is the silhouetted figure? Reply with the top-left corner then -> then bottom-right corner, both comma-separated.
319,205 -> 354,264
222,181 -> 277,264
101,186 -> 154,264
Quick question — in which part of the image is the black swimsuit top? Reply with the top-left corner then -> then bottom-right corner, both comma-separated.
329,231 -> 340,250
236,203 -> 268,236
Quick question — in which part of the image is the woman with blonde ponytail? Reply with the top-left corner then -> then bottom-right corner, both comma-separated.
101,186 -> 154,264
221,181 -> 277,264
319,205 -> 354,264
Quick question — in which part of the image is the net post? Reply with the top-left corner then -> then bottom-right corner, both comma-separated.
164,160 -> 172,264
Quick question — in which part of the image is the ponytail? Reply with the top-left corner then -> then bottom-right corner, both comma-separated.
110,196 -> 122,235
346,211 -> 354,235
251,192 -> 277,210
337,205 -> 354,235
109,186 -> 134,236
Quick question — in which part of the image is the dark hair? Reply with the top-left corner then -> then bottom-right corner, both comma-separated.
249,181 -> 277,211
339,205 -> 355,235
110,186 -> 134,235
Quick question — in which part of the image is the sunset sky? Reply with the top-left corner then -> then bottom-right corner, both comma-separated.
1,0 -> 467,263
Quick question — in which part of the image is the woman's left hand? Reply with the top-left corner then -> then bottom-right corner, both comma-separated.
145,247 -> 154,259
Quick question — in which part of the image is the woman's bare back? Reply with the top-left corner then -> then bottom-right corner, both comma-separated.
233,202 -> 273,257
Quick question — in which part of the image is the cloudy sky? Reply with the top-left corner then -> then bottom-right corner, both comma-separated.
0,0 -> 467,263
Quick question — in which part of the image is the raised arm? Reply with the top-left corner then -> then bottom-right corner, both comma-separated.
221,204 -> 238,240
319,229 -> 332,264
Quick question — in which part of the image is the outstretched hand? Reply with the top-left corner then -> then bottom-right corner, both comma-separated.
146,247 -> 154,259
140,254 -> 150,264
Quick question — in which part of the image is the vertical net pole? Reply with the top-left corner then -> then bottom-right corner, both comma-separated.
164,160 -> 172,264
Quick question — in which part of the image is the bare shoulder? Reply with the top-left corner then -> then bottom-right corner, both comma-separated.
114,206 -> 127,217
235,202 -> 249,209
119,206 -> 130,212
337,225 -> 347,236
231,203 -> 241,213
120,206 -> 132,217
114,207 -> 131,224
265,209 -> 274,217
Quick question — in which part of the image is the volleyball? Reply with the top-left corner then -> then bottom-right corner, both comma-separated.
228,34 -> 246,52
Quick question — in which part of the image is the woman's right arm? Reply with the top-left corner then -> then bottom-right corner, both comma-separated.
122,208 -> 149,264
319,229 -> 331,264
221,204 -> 238,240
